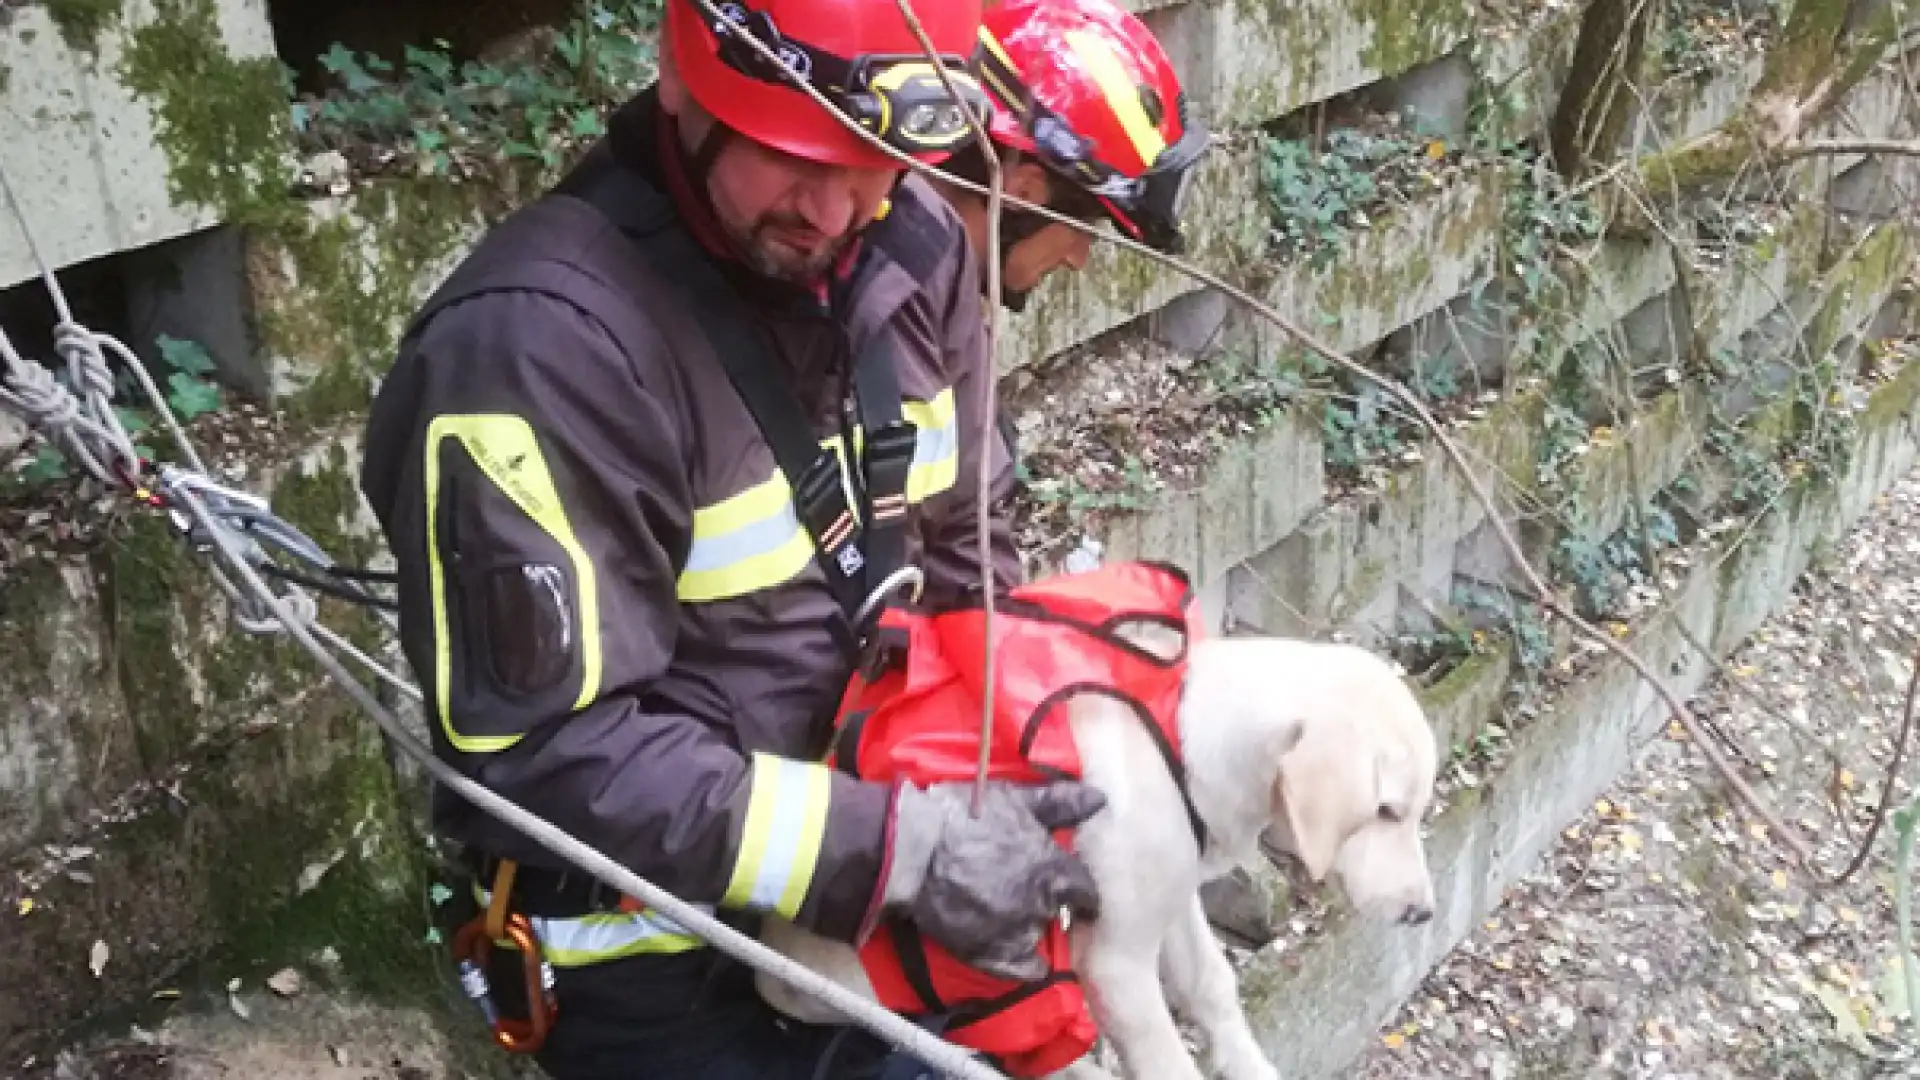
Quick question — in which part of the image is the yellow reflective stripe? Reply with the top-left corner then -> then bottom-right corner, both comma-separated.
479,888 -> 706,965
424,415 -> 602,752
675,393 -> 956,602
902,388 -> 957,503
533,910 -> 706,964
427,413 -> 603,751
1065,29 -> 1168,168
722,753 -> 833,920
674,439 -> 833,602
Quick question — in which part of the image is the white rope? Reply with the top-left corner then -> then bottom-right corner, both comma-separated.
0,158 -> 154,486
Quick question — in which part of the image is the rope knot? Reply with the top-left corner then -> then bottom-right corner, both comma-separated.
1,357 -> 83,431
53,322 -> 116,400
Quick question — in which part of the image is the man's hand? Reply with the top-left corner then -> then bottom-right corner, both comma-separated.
882,780 -> 1107,981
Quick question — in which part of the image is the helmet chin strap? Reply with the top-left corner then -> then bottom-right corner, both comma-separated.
684,119 -> 758,269
689,119 -> 732,184
995,204 -> 1055,313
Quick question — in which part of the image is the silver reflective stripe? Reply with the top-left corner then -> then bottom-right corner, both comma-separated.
476,888 -> 709,966
747,761 -> 822,911
682,494 -> 803,573
913,419 -> 957,473
723,753 -> 832,919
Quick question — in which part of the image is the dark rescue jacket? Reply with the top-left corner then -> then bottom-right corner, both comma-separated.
827,560 -> 1204,1078
359,86 -> 1021,962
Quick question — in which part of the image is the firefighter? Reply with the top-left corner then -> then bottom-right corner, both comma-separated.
934,0 -> 1211,312
358,1 -> 1107,1076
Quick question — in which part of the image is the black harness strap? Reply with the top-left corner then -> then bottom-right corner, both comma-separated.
889,918 -> 948,1014
558,155 -> 922,649
887,914 -> 1083,1044
854,342 -> 918,593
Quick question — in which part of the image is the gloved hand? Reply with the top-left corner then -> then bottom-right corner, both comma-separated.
881,779 -> 1107,982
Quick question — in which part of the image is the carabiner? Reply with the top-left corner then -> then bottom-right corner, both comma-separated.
853,564 -> 925,629
450,910 -> 559,1054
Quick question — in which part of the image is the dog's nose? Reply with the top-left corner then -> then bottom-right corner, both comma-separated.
1398,902 -> 1434,927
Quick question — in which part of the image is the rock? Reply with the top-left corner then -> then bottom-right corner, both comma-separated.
266,968 -> 304,998
304,151 -> 351,192
1201,865 -> 1286,947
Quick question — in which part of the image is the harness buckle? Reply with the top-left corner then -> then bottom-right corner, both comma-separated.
793,454 -> 859,563
449,860 -> 559,1055
863,421 -> 918,526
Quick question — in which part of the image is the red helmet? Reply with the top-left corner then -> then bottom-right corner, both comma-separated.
975,0 -> 1210,252
666,0 -> 993,171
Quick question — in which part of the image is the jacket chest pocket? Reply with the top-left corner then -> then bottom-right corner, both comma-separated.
425,416 -> 600,746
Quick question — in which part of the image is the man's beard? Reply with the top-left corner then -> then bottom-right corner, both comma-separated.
725,213 -> 857,285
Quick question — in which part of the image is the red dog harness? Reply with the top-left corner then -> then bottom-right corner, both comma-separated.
828,560 -> 1206,1077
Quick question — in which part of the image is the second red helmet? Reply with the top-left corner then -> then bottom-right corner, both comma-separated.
975,0 -> 1210,253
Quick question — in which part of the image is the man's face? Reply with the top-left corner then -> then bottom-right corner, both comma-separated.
658,40 -> 898,285
998,161 -> 1101,306
1002,217 -> 1097,296
705,134 -> 900,284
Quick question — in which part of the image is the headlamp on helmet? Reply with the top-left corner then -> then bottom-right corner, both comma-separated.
701,2 -> 994,159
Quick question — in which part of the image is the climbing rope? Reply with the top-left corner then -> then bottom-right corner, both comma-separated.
0,157 -> 1006,1079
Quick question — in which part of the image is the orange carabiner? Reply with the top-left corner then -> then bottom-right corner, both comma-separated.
452,912 -> 559,1053
449,859 -> 558,1054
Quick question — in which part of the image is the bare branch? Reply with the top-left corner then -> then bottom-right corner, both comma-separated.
1778,136 -> 1920,159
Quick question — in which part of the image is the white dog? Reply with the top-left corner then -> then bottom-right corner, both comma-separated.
757,633 -> 1440,1080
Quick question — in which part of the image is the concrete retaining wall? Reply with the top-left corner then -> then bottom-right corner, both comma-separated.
1240,358 -> 1920,1078
0,424 -> 443,1060
0,0 -> 280,290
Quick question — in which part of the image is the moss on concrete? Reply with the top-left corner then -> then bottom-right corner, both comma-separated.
1230,0 -> 1475,123
115,0 -> 483,427
1352,0 -> 1477,81
1419,641 -> 1511,713
1478,387 -> 1551,496
21,7 -> 485,1030
0,560 -> 93,847
116,0 -> 296,230
1863,356 -> 1920,433
44,0 -> 123,52
15,709 -> 441,1050
101,513 -> 201,768
205,737 -> 436,1003
264,184 -> 483,430
1801,224 -> 1911,394
0,559 -> 63,676
270,439 -> 378,570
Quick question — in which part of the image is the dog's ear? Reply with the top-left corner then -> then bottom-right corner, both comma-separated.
1271,740 -> 1350,883
1268,715 -> 1306,760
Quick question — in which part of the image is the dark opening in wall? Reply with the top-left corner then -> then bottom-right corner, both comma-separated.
1,255 -> 133,370
0,225 -> 263,405
270,0 -> 581,93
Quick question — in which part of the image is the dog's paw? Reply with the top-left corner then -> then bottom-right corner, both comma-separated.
1215,1043 -> 1280,1080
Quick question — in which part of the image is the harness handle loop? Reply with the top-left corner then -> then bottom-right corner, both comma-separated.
484,858 -> 519,942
